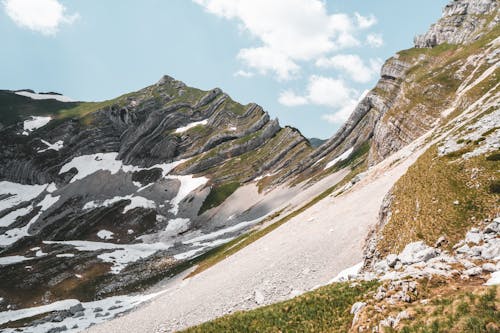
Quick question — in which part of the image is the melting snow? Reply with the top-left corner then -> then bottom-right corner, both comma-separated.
44,240 -> 172,274
0,181 -> 47,212
59,153 -> 186,183
83,195 -> 156,214
324,147 -> 353,170
97,230 -> 114,240
175,119 -> 208,133
167,175 -> 208,214
164,218 -> 190,236
0,194 -> 60,247
22,116 -> 52,135
56,253 -> 75,258
0,206 -> 33,228
184,215 -> 267,244
15,91 -> 74,102
38,139 -> 64,153
0,291 -> 165,333
0,255 -> 33,266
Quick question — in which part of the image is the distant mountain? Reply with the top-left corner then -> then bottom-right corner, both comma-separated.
308,137 -> 327,148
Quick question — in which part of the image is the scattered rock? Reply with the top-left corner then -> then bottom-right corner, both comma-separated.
47,326 -> 67,333
254,290 -> 265,305
386,254 -> 398,268
69,303 -> 84,315
482,263 -> 496,272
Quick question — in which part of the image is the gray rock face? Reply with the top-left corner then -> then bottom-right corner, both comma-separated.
0,77 -> 310,316
414,0 -> 498,48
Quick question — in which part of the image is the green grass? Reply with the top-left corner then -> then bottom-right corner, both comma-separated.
199,182 -> 241,215
182,281 -> 379,333
391,287 -> 500,333
0,90 -> 81,126
378,144 -> 500,255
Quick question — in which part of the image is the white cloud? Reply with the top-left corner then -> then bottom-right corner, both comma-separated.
234,70 -> 254,78
306,75 -> 358,108
279,76 -> 369,124
322,89 -> 369,124
355,12 -> 377,29
194,0 -> 378,80
278,75 -> 358,109
3,0 -> 78,35
366,33 -> 384,48
278,90 -> 308,107
316,54 -> 382,83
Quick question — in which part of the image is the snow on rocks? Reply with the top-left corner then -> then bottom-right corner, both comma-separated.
166,175 -> 208,214
0,291 -> 166,333
97,230 -> 114,240
43,240 -> 172,274
0,255 -> 33,266
59,153 -> 186,183
15,90 -> 74,102
83,195 -> 156,214
21,116 -> 52,135
324,147 -> 353,170
0,193 -> 60,247
38,140 -> 64,153
164,218 -> 190,237
174,119 -> 208,134
0,181 -> 47,212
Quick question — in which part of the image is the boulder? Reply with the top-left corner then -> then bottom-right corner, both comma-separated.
398,242 -> 439,265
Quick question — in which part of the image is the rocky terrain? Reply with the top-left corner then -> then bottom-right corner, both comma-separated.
0,0 -> 498,332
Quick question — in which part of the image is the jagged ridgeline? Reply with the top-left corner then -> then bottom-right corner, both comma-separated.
0,76 -> 313,310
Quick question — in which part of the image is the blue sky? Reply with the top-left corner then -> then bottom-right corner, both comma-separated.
0,0 -> 448,138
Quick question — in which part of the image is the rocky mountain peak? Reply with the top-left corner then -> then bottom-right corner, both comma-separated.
414,0 -> 498,47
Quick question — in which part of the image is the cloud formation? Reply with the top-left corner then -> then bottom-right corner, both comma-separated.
194,0 -> 377,80
316,54 -> 383,83
3,0 -> 78,36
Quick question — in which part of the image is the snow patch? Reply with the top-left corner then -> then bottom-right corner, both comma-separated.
0,255 -> 33,266
83,195 -> 156,214
167,175 -> 208,214
324,147 -> 354,170
15,91 -> 74,102
0,194 -> 60,247
175,119 -> 208,133
0,182 -> 47,212
56,253 -> 75,258
22,116 -> 52,135
38,139 -> 64,153
59,153 -> 186,183
97,230 -> 114,240
165,218 -> 190,236
44,240 -> 172,274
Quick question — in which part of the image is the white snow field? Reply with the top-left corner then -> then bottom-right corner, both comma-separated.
22,116 -> 52,135
15,91 -> 74,102
324,147 -> 354,170
85,133 -> 431,333
174,119 -> 208,133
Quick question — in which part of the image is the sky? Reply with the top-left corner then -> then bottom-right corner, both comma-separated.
0,0 -> 449,139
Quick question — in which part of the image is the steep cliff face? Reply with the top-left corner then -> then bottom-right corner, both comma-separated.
293,0 -> 498,184
414,0 -> 498,47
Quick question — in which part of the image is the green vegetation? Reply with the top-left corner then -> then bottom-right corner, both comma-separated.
388,286 -> 500,333
199,182 -> 240,215
378,144 -> 499,255
182,281 -> 379,333
0,90 -> 81,126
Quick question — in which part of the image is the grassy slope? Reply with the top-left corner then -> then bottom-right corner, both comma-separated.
0,91 -> 81,126
181,281 -> 379,333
